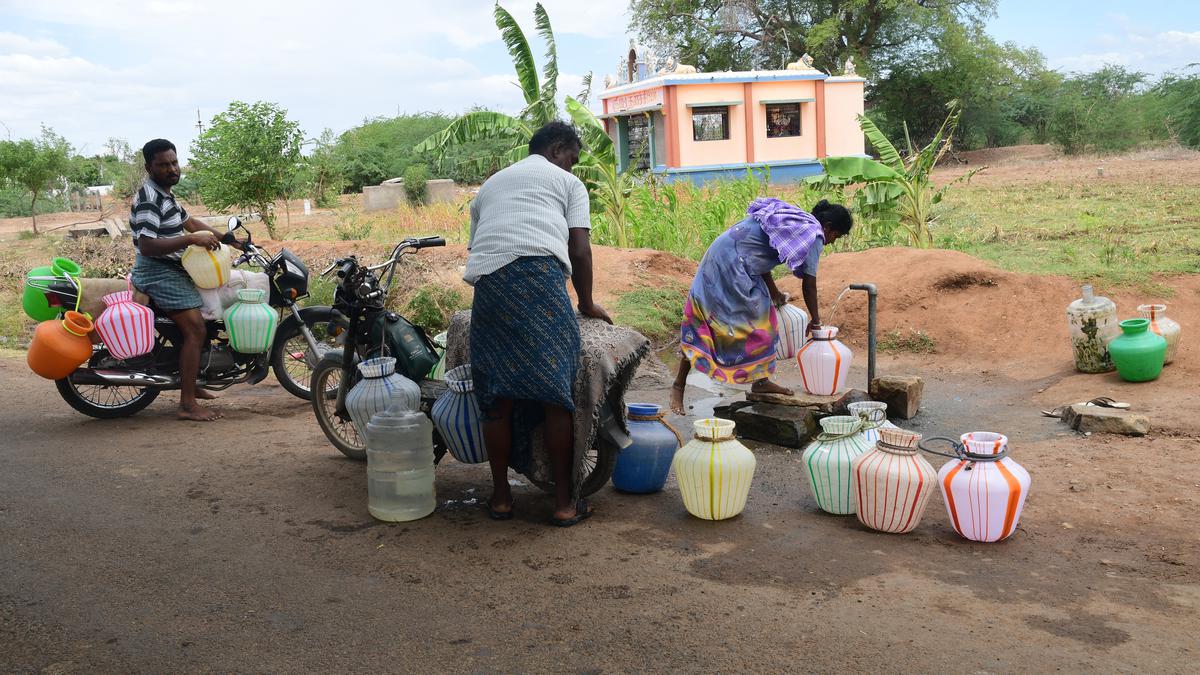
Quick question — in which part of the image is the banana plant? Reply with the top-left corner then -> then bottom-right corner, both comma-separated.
809,100 -> 983,248
415,3 -> 564,176
564,96 -> 633,248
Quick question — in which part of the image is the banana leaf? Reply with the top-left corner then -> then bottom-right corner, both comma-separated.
855,115 -> 904,170
413,111 -> 529,156
820,156 -> 902,181
534,3 -> 559,116
494,4 -> 540,106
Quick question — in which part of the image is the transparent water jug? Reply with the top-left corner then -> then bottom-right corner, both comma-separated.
365,395 -> 436,522
1067,284 -> 1119,373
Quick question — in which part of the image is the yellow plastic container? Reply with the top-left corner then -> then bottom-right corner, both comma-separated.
672,418 -> 756,520
181,244 -> 232,289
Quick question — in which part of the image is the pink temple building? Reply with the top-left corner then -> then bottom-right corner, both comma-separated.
598,45 -> 866,184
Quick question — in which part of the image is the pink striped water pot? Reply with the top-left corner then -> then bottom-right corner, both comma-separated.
851,427 -> 936,534
93,282 -> 154,360
797,326 -> 852,396
920,432 -> 1031,543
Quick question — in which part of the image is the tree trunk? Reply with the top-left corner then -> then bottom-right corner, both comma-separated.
30,192 -> 38,235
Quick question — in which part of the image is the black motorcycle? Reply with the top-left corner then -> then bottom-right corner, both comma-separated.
48,217 -> 339,418
308,237 -> 621,497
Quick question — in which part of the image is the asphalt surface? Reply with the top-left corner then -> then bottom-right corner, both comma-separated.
1,354 -> 1197,673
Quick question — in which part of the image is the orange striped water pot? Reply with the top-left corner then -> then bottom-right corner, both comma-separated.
925,432 -> 1031,543
851,427 -> 937,534
672,418 -> 756,521
28,310 -> 94,380
797,326 -> 852,396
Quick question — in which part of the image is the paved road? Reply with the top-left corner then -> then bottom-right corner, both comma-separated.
1,355 -> 1196,673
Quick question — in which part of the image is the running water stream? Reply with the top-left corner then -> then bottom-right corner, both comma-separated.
823,286 -> 855,327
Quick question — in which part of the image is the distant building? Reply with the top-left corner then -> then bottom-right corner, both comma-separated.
598,43 -> 866,184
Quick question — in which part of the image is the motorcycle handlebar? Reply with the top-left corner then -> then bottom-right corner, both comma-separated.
413,236 -> 446,249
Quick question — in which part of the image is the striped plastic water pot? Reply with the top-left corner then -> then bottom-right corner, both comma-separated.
94,289 -> 154,360
937,432 -> 1031,543
797,326 -> 853,396
846,401 -> 898,446
802,415 -> 872,515
851,427 -> 937,534
223,289 -> 279,354
430,364 -> 488,464
672,418 -> 756,521
774,303 -> 809,360
346,357 -> 422,441
181,243 -> 232,290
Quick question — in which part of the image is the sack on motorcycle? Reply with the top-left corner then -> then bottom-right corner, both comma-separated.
367,312 -> 439,380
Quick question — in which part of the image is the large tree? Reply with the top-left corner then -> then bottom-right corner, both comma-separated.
0,127 -> 72,234
190,100 -> 304,237
627,0 -> 995,78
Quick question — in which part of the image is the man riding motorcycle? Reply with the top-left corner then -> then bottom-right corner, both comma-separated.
129,138 -> 239,422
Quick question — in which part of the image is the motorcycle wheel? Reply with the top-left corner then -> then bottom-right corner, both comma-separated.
530,435 -> 618,498
55,350 -> 161,419
272,308 -> 346,401
310,356 -> 366,460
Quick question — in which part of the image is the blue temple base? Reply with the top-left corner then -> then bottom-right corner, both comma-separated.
651,159 -> 825,185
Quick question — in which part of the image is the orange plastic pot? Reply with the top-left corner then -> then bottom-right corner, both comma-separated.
28,310 -> 94,380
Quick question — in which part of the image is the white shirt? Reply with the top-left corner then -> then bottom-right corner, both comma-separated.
463,154 -> 591,285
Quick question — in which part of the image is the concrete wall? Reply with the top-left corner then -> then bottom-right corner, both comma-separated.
824,78 -> 867,157
748,80 -> 819,163
672,82 -> 748,168
363,179 -> 457,212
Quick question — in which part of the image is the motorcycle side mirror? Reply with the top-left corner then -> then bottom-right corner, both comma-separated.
227,216 -> 241,233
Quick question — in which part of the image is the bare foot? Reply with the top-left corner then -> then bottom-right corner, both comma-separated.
178,403 -> 223,421
751,379 -> 794,396
195,389 -> 217,400
669,384 -> 686,415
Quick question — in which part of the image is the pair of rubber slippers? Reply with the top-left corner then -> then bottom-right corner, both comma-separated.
1041,396 -> 1131,418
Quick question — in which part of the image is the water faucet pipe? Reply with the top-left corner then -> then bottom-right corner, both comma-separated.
847,283 -> 877,388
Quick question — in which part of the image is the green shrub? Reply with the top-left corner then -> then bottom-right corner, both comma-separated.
403,284 -> 468,333
612,284 -> 687,343
878,329 -> 937,354
334,212 -> 373,240
403,165 -> 429,206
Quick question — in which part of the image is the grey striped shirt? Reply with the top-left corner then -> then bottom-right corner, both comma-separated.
463,154 -> 591,285
129,177 -> 189,260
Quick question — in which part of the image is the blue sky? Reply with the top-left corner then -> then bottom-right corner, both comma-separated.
0,0 -> 1196,163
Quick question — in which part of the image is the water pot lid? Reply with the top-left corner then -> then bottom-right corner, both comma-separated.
628,403 -> 660,417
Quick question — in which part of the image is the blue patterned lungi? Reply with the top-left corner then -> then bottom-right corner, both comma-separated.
470,256 -> 580,414
130,254 -> 202,312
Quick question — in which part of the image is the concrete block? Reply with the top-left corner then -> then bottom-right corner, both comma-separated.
714,400 -> 820,448
869,375 -> 924,419
426,179 -> 457,204
1064,405 -> 1150,437
362,183 -> 407,212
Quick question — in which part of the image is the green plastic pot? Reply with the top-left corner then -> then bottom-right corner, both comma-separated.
1108,318 -> 1167,382
22,257 -> 82,322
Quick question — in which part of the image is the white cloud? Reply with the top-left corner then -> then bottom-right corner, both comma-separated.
1051,28 -> 1200,75
0,0 -> 631,157
0,31 -> 70,57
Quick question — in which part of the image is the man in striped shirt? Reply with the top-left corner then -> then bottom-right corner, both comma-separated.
129,138 -> 229,422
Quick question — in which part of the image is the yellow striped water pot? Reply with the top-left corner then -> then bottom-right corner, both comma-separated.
672,418 -> 756,521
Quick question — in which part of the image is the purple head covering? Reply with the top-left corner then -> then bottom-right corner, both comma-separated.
746,197 -> 824,272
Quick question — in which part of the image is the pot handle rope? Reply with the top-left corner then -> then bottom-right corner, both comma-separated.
628,410 -> 684,448
814,417 -> 865,442
918,436 -> 1009,462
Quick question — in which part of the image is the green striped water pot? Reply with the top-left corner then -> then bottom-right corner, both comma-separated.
802,415 -> 872,515
224,288 -> 279,354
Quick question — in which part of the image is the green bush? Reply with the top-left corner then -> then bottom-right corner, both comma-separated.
403,284 -> 468,333
402,165 -> 429,206
612,284 -> 687,342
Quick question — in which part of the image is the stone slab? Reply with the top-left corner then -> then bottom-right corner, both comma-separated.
746,388 -> 869,414
870,375 -> 924,420
1063,404 -> 1151,437
714,400 -> 821,449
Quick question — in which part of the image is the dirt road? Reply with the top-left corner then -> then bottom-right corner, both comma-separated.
1,349 -> 1197,673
